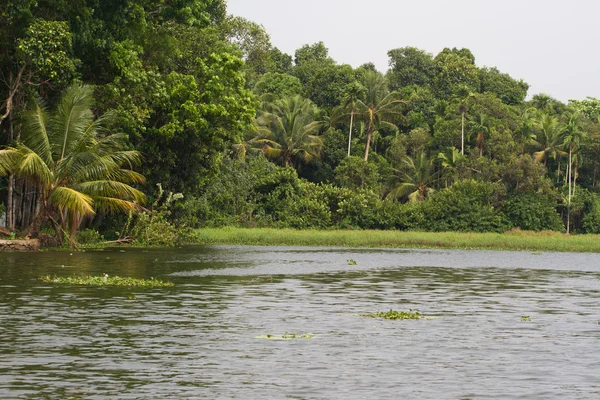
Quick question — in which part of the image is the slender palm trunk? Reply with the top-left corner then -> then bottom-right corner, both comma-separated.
6,174 -> 13,230
347,111 -> 354,157
364,125 -> 372,161
567,148 -> 572,234
461,111 -> 465,155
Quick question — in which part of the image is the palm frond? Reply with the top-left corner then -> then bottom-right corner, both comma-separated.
49,186 -> 94,216
21,98 -> 53,167
14,144 -> 53,186
92,197 -> 147,214
75,180 -> 146,204
0,148 -> 23,175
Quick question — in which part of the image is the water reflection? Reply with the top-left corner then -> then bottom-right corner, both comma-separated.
1,246 -> 599,399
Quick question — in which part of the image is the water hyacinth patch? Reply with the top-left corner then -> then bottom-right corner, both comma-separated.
361,309 -> 422,320
40,274 -> 174,287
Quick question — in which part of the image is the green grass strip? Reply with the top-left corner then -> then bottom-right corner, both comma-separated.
193,227 -> 600,253
40,275 -> 174,287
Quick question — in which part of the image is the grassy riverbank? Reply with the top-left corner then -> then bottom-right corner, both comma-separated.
193,228 -> 600,253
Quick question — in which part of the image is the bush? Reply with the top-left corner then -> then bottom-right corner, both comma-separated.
130,184 -> 184,246
419,180 -> 509,233
500,191 -> 563,232
582,192 -> 600,234
76,229 -> 103,244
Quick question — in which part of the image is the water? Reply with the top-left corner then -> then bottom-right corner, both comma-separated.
1,246 -> 599,399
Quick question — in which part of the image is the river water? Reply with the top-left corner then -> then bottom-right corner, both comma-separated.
1,246 -> 599,399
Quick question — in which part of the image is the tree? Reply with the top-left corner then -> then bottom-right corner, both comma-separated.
0,83 -> 145,245
456,85 -> 475,155
348,71 -> 406,161
562,112 -> 586,233
386,47 -> 436,90
432,49 -> 479,100
388,152 -> 436,202
253,72 -> 303,98
252,95 -> 325,167
533,113 -> 566,166
437,146 -> 465,187
469,113 -> 490,157
333,81 -> 366,156
479,67 -> 529,105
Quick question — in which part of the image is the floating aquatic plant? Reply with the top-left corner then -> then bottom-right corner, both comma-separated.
347,259 -> 357,265
521,315 -> 531,321
361,309 -> 422,320
254,332 -> 314,340
40,274 -> 174,287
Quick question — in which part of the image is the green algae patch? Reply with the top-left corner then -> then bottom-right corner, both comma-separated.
361,309 -> 423,320
254,333 -> 314,340
40,274 -> 174,287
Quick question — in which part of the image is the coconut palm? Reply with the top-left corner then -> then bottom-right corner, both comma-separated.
335,81 -> 366,156
0,83 -> 145,245
562,112 -> 586,233
456,85 -> 475,155
532,113 -> 566,166
336,71 -> 406,161
387,151 -> 436,202
437,146 -> 465,187
252,95 -> 324,167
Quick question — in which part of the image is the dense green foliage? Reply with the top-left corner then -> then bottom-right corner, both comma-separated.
3,1 -> 600,246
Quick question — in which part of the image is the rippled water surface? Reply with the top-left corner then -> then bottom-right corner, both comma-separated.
1,246 -> 600,399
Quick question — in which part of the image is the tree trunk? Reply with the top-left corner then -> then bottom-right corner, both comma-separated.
364,125 -> 372,161
6,174 -> 13,230
347,111 -> 354,157
461,111 -> 465,155
567,149 -> 572,234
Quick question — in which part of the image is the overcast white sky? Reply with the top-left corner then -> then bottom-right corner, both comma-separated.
226,0 -> 600,102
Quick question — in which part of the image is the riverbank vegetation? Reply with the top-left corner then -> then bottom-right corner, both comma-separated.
194,227 -> 600,253
2,1 -> 600,247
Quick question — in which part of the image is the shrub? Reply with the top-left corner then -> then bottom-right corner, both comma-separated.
500,191 -> 563,232
76,229 -> 103,244
419,180 -> 509,233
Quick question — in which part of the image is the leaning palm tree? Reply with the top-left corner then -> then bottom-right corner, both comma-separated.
0,83 -> 145,245
252,95 -> 325,167
387,151 -> 436,202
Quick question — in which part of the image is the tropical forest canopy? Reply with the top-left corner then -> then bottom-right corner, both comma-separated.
2,0 -> 600,244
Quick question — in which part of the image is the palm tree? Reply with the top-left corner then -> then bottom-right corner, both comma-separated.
252,95 -> 324,167
387,151 -> 436,202
469,113 -> 489,157
337,71 -> 406,161
0,83 -> 145,245
335,81 -> 366,157
456,85 -> 474,155
562,112 -> 586,234
532,113 -> 566,167
437,146 -> 465,187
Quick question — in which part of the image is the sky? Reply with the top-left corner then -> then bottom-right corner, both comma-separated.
225,0 -> 600,103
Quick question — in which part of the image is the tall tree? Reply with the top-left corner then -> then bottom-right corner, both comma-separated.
562,112 -> 586,233
351,71 -> 406,161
